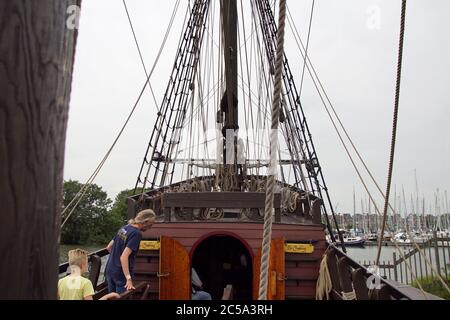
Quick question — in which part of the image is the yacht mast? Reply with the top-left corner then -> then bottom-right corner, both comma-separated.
414,169 -> 420,231
445,190 -> 449,230
353,186 -> 356,233
402,185 -> 408,232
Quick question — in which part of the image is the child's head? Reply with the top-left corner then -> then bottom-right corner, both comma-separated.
68,249 -> 89,274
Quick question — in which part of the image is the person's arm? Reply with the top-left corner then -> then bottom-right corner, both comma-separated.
106,239 -> 114,253
99,292 -> 120,300
83,295 -> 93,300
120,247 -> 135,290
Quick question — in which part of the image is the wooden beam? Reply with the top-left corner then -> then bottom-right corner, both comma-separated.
163,192 -> 281,209
0,0 -> 81,299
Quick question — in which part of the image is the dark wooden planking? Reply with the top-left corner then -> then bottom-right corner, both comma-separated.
163,192 -> 281,209
0,0 -> 81,299
285,267 -> 319,280
144,223 -> 325,256
134,261 -> 159,272
147,222 -> 324,231
285,254 -> 323,263
285,283 -> 316,297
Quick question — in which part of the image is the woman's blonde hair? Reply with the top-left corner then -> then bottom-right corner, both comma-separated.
128,209 -> 156,225
68,248 -> 89,267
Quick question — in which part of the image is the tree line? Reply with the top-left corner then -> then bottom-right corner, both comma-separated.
61,180 -> 136,245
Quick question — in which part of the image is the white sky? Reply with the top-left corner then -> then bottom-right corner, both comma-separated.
65,0 -> 450,214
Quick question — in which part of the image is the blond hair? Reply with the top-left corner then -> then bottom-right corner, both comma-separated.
68,248 -> 89,268
128,209 -> 156,225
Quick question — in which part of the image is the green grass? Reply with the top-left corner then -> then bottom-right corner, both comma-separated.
411,275 -> 450,300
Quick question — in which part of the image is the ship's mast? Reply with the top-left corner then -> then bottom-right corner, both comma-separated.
219,0 -> 240,190
0,0 -> 80,299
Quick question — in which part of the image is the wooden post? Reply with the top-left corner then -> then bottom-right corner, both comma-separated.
0,0 -> 81,299
428,241 -> 433,276
413,252 -> 418,281
418,248 -> 424,279
424,246 -> 429,278
433,231 -> 441,278
399,258 -> 403,283
393,252 -> 398,282
442,239 -> 448,280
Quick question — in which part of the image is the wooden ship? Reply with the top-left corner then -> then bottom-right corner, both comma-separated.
120,0 -> 335,300
61,0 -> 440,301
108,0 -> 435,300
1,0 -> 441,300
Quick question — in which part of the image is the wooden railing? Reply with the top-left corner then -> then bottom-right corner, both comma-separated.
358,236 -> 450,285
328,244 -> 444,300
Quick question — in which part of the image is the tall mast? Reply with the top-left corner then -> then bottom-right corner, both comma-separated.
353,186 -> 356,233
445,190 -> 449,230
414,169 -> 420,231
410,194 -> 415,231
0,0 -> 81,298
393,185 -> 397,231
402,185 -> 408,232
422,196 -> 426,231
361,198 -> 365,233
367,195 -> 371,233
219,0 -> 240,189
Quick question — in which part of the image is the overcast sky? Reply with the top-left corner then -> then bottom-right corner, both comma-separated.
65,0 -> 450,214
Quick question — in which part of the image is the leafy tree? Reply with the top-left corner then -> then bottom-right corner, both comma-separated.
110,188 -> 137,224
61,180 -> 114,245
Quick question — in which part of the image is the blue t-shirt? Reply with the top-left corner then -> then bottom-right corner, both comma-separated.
106,224 -> 142,276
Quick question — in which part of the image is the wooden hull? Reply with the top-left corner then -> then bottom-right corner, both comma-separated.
134,222 -> 326,300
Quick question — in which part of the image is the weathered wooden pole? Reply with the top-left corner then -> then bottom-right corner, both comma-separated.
0,0 -> 81,299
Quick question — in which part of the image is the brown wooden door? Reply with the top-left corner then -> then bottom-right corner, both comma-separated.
253,238 -> 285,300
159,236 -> 190,300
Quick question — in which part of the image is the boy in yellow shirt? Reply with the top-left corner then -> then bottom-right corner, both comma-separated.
58,249 -> 95,300
58,249 -> 119,300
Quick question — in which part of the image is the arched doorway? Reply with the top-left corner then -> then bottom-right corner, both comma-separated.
191,234 -> 253,300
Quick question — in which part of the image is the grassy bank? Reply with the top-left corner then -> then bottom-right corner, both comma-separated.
412,275 -> 450,300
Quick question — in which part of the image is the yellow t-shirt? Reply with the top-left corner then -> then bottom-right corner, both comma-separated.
58,275 -> 95,300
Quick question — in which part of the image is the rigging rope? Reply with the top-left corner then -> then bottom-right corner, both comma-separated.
123,0 -> 165,110
298,0 -> 315,98
375,0 -> 406,267
258,0 -> 287,300
286,1 -> 447,297
373,1 -> 449,295
61,1 -> 181,228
